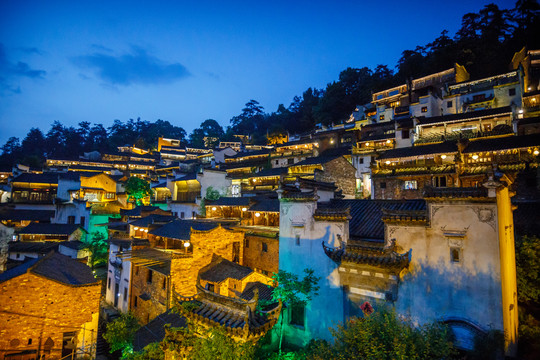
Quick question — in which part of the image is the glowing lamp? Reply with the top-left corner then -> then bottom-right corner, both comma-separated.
472,154 -> 479,160
441,155 -> 447,159
255,212 -> 261,217
534,150 -> 539,156
242,207 -> 248,211
144,229 -> 148,232
330,139 -> 334,144
518,109 -> 524,114
183,241 -> 190,248
365,142 -> 370,147
385,160 -> 391,165
212,207 -> 217,211
295,146 -> 298,149
386,140 -> 391,144
134,227 -> 139,230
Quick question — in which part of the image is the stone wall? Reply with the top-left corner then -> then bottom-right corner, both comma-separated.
170,226 -> 245,297
0,273 -> 101,360
131,266 -> 169,325
315,157 -> 356,197
243,234 -> 279,275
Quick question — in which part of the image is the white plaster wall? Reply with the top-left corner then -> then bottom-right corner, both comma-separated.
105,242 -> 132,313
279,199 -> 347,345
169,203 -> 198,219
393,201 -> 503,332
57,177 -> 81,201
198,170 -> 231,197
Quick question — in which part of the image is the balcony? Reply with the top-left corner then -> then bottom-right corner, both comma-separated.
415,126 -> 514,144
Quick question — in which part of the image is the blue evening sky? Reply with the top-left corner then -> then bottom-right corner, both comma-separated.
0,0 -> 516,145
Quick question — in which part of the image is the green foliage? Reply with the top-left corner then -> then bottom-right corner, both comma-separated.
82,231 -> 108,270
271,269 -> 320,307
179,301 -> 200,313
125,177 -> 153,205
306,307 -> 455,360
103,312 -> 140,357
516,235 -> 540,304
200,186 -> 221,217
124,342 -> 165,360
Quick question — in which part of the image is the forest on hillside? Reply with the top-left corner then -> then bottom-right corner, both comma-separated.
1,1 -> 539,168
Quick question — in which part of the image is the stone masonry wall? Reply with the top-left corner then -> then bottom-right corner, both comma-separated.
0,273 -> 101,360
131,266 -> 169,325
315,157 -> 356,197
171,226 -> 245,297
243,234 -> 279,275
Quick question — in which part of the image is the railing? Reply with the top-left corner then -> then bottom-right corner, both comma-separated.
415,127 -> 514,144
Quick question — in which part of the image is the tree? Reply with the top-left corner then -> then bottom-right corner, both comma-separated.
125,177 -> 153,205
270,269 -> 320,357
103,312 -> 140,358
82,231 -> 108,271
199,186 -> 221,217
189,119 -> 224,148
306,307 -> 455,360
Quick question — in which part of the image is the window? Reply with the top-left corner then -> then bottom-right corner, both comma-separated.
192,211 -> 197,218
162,277 -> 167,289
207,283 -> 215,292
180,212 -> 185,219
421,106 -> 428,113
380,182 -> 386,189
147,269 -> 153,283
16,253 -> 20,259
402,129 -> 410,139
473,94 -> 486,102
28,338 -> 32,345
290,303 -> 305,327
509,88 -> 516,96
134,296 -> 138,307
434,176 -> 447,188
287,158 -> 295,165
108,277 -> 111,289
262,270 -> 269,276
447,100 -> 452,108
379,115 -> 385,121
135,266 -> 139,275
80,216 -> 85,227
124,287 -> 127,300
450,247 -> 461,263
262,242 -> 268,252
295,235 -> 300,246
275,160 -> 279,165
404,180 -> 417,190
67,216 -> 75,224
245,239 -> 249,248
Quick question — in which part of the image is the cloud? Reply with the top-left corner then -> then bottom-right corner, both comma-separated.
71,46 -> 190,86
0,43 -> 46,95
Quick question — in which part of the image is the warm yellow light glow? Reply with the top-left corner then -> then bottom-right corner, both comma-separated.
255,212 -> 261,217
441,154 -> 447,159
183,241 -> 190,248
365,142 -> 370,147
534,150 -> 539,156
330,139 -> 334,144
386,140 -> 391,144
242,207 -> 248,211
295,146 -> 298,149
385,160 -> 391,165
472,154 -> 479,160
144,229 -> 148,232
212,207 -> 217,211
134,227 -> 139,230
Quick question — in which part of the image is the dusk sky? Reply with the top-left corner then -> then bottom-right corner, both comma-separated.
0,0 -> 516,145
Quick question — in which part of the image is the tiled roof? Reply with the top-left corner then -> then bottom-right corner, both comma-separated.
120,206 -> 168,217
323,242 -> 411,270
8,241 -> 59,253
377,141 -> 458,160
226,149 -> 271,159
0,257 -> 40,283
0,209 -> 54,221
206,197 -> 251,207
108,238 -> 150,247
129,214 -> 176,227
173,173 -> 198,181
321,199 -> 426,241
462,133 -> 540,153
288,154 -> 341,167
133,310 -> 186,351
240,282 -> 274,302
248,167 -> 287,178
200,257 -> 253,283
249,199 -> 280,213
417,106 -> 512,126
18,223 -> 84,236
29,252 -> 98,285
148,219 -> 220,240
59,240 -> 87,250
12,172 -> 59,184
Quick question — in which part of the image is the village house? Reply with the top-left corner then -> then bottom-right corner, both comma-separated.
0,252 -> 101,360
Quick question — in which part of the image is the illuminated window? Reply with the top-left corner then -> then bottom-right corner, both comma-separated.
421,106 -> 428,113
450,247 -> 461,263
379,115 -> 385,121
404,180 -> 417,190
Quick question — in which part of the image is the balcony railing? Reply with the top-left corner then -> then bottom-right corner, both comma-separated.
415,126 -> 514,144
